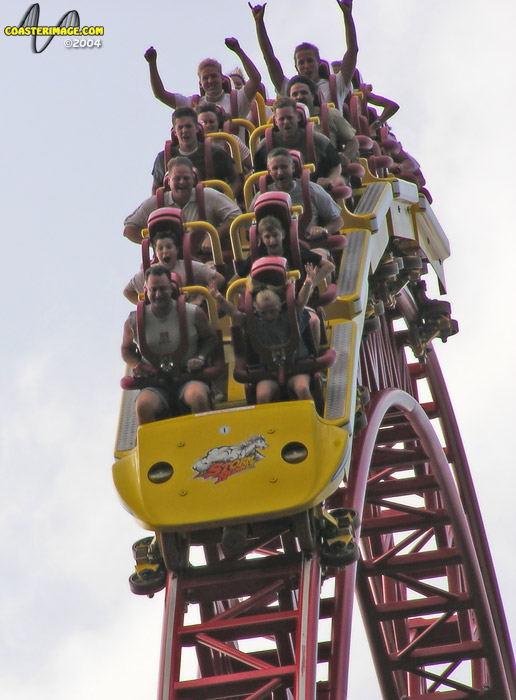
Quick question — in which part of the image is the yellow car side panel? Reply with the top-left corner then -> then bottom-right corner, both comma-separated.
113,402 -> 349,532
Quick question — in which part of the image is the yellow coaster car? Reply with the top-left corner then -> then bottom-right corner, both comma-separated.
113,400 -> 351,532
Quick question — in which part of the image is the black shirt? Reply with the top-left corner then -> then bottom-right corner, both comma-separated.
152,143 -> 236,189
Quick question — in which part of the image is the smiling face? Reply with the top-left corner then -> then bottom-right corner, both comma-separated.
198,110 -> 219,135
154,236 -> 179,269
199,66 -> 223,98
146,272 -> 174,315
169,164 -> 195,205
294,48 -> 320,82
267,154 -> 294,191
289,82 -> 314,109
230,74 -> 245,90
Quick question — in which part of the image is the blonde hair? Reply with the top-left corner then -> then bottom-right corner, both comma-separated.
255,288 -> 282,308
246,276 -> 287,301
197,58 -> 222,78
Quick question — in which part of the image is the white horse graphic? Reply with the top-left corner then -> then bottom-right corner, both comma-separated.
192,434 -> 268,476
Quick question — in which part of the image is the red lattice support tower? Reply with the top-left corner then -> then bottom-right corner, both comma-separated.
152,288 -> 515,700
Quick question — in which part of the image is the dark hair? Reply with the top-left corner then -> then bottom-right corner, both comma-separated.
286,74 -> 318,99
294,42 -> 320,63
273,96 -> 298,113
145,263 -> 172,282
257,216 -> 291,257
172,106 -> 198,125
268,147 -> 293,162
196,102 -> 225,130
151,230 -> 184,260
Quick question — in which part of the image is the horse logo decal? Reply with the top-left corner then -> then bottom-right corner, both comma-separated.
191,434 -> 269,484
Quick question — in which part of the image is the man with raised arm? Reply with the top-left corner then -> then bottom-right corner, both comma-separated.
253,97 -> 342,188
124,157 -> 241,248
121,265 -> 218,425
250,0 -> 358,111
144,38 -> 262,119
250,147 -> 343,243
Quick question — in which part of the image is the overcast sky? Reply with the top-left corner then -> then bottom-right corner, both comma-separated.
1,1 -> 515,698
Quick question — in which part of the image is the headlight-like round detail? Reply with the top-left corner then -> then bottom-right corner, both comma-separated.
148,461 -> 174,484
281,442 -> 308,464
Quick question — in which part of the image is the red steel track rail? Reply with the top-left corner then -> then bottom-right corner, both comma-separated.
153,289 -> 514,700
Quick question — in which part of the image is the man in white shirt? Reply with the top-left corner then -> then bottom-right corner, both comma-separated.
250,0 -> 358,112
124,157 -> 241,248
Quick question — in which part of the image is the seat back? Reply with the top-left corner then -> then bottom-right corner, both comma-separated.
250,192 -> 303,271
231,257 -> 336,398
145,208 -> 195,286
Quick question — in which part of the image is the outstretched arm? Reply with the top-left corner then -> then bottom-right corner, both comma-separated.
208,279 -> 245,325
364,86 -> 400,124
313,257 -> 335,287
336,0 -> 359,87
225,37 -> 262,103
144,46 -> 178,109
249,3 -> 286,94
296,264 -> 317,310
306,215 -> 344,241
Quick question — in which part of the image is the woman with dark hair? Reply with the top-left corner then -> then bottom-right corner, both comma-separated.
123,230 -> 224,305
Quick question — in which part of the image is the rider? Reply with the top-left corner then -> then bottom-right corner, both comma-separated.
121,265 -> 218,425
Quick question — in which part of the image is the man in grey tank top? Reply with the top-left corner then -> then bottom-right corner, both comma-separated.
121,265 -> 217,425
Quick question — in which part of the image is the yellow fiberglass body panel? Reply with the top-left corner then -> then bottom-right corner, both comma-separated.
112,401 -> 349,532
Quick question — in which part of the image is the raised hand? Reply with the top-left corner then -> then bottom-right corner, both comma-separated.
144,46 -> 157,63
225,37 -> 241,52
336,0 -> 353,15
248,3 -> 266,21
304,262 -> 317,285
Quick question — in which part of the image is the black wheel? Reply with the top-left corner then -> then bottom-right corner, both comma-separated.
321,540 -> 360,568
420,299 -> 451,318
132,536 -> 154,557
354,409 -> 368,433
330,508 -> 361,530
129,568 -> 167,596
375,261 -> 399,280
401,254 -> 422,271
363,314 -> 381,335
